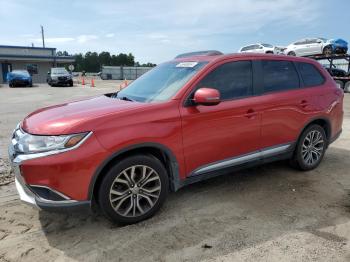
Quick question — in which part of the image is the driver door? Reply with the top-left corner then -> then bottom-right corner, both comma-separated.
179,60 -> 262,176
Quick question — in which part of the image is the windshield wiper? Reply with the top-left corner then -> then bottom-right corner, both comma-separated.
109,91 -> 135,101
118,95 -> 134,102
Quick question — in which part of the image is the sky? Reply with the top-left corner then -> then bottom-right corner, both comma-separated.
0,0 -> 349,64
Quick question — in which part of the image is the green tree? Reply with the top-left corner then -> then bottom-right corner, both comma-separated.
73,51 -> 140,72
99,52 -> 111,66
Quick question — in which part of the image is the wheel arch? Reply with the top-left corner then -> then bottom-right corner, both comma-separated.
297,117 -> 331,144
323,44 -> 333,52
88,143 -> 181,202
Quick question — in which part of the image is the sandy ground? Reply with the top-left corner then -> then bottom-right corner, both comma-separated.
0,81 -> 349,261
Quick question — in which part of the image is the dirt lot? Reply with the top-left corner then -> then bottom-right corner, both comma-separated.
0,81 -> 350,261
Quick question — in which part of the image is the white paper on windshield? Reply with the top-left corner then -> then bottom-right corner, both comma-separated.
176,62 -> 198,68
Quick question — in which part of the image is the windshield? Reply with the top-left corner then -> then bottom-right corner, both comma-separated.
51,68 -> 69,75
261,43 -> 273,48
11,70 -> 30,77
116,61 -> 207,102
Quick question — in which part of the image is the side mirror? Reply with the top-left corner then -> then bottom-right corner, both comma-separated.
47,71 -> 50,75
193,88 -> 221,106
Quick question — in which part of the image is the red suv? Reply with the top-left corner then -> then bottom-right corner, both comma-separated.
9,53 -> 343,223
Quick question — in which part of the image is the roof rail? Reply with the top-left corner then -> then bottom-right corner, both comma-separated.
175,50 -> 223,59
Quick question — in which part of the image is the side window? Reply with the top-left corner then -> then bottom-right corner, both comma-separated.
294,40 -> 306,45
196,61 -> 253,100
262,60 -> 299,93
241,46 -> 248,51
308,38 -> 318,44
296,62 -> 325,87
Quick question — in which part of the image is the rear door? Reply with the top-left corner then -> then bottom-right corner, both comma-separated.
180,60 -> 262,176
255,59 -> 307,149
306,38 -> 323,55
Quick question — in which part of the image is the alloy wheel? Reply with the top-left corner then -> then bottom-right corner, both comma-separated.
301,130 -> 324,166
109,165 -> 161,217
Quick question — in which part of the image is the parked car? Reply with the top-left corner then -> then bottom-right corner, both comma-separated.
47,67 -> 73,87
9,53 -> 343,224
285,37 -> 348,56
238,43 -> 276,54
7,70 -> 32,87
324,67 -> 347,77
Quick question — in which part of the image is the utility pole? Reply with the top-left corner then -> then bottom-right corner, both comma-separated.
41,25 -> 45,48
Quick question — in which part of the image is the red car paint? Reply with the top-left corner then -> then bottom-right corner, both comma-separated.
17,54 -> 343,203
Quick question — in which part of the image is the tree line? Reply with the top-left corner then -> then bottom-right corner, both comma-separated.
57,51 -> 156,72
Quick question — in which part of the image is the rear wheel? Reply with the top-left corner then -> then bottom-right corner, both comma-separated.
288,51 -> 296,56
344,81 -> 350,93
290,125 -> 327,171
98,155 -> 169,224
335,80 -> 344,90
323,46 -> 333,56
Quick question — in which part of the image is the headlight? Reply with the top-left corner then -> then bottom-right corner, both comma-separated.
13,127 -> 90,154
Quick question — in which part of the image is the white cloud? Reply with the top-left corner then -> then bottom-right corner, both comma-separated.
31,37 -> 75,43
31,35 -> 98,45
105,33 -> 115,38
19,33 -> 35,38
76,34 -> 98,43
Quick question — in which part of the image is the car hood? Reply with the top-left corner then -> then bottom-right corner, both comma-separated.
22,95 -> 150,135
8,74 -> 31,80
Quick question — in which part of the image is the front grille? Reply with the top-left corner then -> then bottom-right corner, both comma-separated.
58,77 -> 67,81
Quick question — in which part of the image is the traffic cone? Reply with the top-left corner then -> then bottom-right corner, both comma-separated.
119,78 -> 128,90
91,78 -> 95,87
82,77 -> 85,86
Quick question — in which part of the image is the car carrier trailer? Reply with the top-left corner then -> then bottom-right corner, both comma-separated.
308,53 -> 350,92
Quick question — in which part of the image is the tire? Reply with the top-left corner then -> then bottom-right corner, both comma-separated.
69,81 -> 73,87
265,51 -> 273,54
9,82 -> 13,88
98,154 -> 169,224
290,124 -> 327,171
344,81 -> 350,93
323,46 -> 333,56
287,51 -> 296,56
335,80 -> 344,90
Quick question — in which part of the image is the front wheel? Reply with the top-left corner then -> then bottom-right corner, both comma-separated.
323,46 -> 333,56
98,155 -> 169,224
290,125 -> 327,171
287,51 -> 296,56
344,81 -> 350,93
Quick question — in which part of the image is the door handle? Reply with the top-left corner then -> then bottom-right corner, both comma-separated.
245,108 -> 257,119
300,100 -> 309,108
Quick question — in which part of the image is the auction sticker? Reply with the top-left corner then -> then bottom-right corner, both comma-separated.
176,62 -> 198,68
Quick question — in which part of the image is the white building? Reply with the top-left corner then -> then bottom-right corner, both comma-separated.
0,45 -> 75,83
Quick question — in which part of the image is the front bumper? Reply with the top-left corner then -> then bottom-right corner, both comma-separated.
11,79 -> 31,86
8,140 -> 90,211
51,78 -> 73,85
